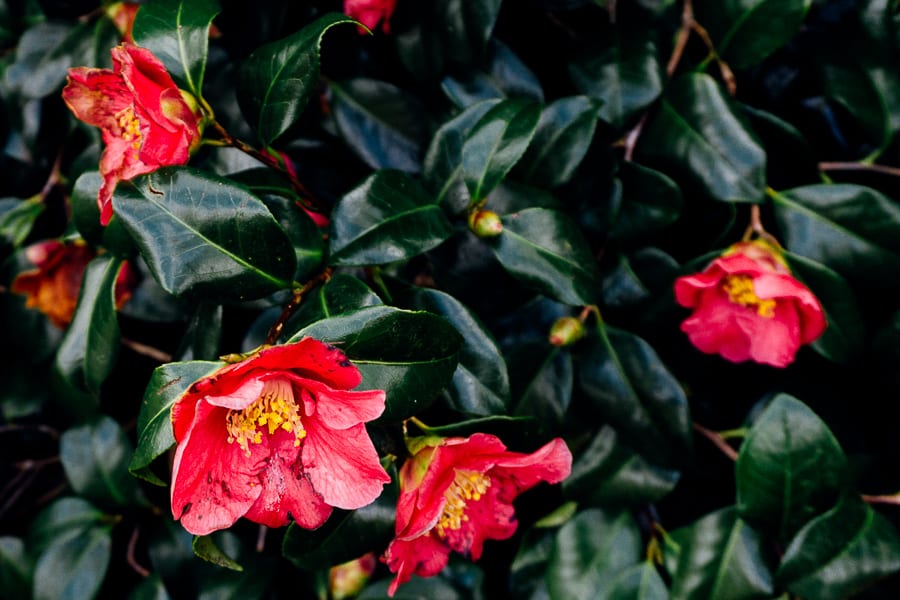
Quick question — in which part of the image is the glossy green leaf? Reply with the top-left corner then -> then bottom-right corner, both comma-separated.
510,527 -> 556,599
192,535 -> 243,572
509,341 -> 572,430
822,59 -> 900,151
785,252 -> 864,364
609,162 -> 683,241
330,78 -> 430,172
547,508 -> 643,600
54,255 -> 123,400
577,324 -> 691,466
695,0 -> 811,68
772,183 -> 900,283
778,495 -> 900,599
607,562 -> 669,600
637,73 -> 766,203
130,360 -> 223,485
0,537 -> 32,600
112,167 -> 296,302
27,498 -> 108,557
238,12 -> 356,144
291,306 -> 463,422
32,524 -> 111,600
328,169 -> 453,266
279,273 -> 383,342
491,207 -> 600,306
0,197 -> 42,252
736,394 -> 849,539
402,287 -> 510,416
174,303 -> 223,362
260,194 -> 325,282
667,507 -> 775,600
441,39 -> 544,109
569,32 -> 663,129
462,98 -> 541,202
60,416 -> 145,507
132,0 -> 220,98
282,471 -> 398,570
563,425 -> 680,506
516,96 -> 602,189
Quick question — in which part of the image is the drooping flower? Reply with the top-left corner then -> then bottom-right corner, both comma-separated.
62,44 -> 202,225
344,0 -> 397,34
383,433 -> 572,596
674,240 -> 826,368
11,239 -> 137,329
169,339 -> 391,536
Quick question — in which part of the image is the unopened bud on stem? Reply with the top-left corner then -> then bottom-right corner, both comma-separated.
549,316 -> 585,347
468,209 -> 503,238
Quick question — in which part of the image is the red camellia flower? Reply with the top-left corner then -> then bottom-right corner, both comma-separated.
62,44 -> 202,225
674,240 -> 826,368
344,0 -> 397,34
12,239 -> 137,329
383,433 -> 572,596
170,339 -> 391,536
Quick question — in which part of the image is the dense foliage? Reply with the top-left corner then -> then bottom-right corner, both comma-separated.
3,0 -> 900,598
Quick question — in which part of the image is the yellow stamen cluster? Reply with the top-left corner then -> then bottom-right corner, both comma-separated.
436,470 -> 491,537
226,378 -> 306,456
116,106 -> 143,154
722,274 -> 776,318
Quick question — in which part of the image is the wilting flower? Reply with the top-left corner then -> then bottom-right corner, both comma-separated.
674,240 -> 826,368
170,339 -> 391,536
63,44 -> 202,225
12,239 -> 137,329
344,0 -> 397,34
383,433 -> 572,596
329,553 -> 377,600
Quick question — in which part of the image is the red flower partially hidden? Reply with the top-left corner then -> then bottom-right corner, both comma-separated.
105,2 -> 140,43
383,433 -> 572,596
344,0 -> 397,34
12,239 -> 137,329
63,44 -> 201,225
674,240 -> 826,368
170,339 -> 391,536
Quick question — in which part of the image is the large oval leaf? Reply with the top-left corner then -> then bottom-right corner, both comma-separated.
32,524 -> 111,600
112,167 -> 296,302
328,169 -> 453,266
237,13 -> 356,144
440,39 -> 543,109
491,207 -> 600,306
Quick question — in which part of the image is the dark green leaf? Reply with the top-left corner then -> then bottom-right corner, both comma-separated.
54,255 -> 123,399
736,394 -> 849,539
32,524 -> 111,600
637,73 -> 766,203
260,194 -> 324,282
509,342 -> 572,430
491,207 -> 600,305
27,498 -> 107,557
822,60 -> 900,151
577,324 -> 691,465
174,303 -> 223,362
516,96 -> 602,189
772,183 -> 900,284
610,162 -> 683,241
0,537 -> 31,600
667,507 -> 776,600
0,197 -> 43,252
563,425 -> 680,506
569,32 -> 663,129
462,98 -> 541,202
695,0 -> 811,68
70,171 -> 136,257
192,535 -> 243,572
132,0 -> 220,98
607,562 -> 669,600
402,287 -> 510,416
291,306 -> 463,422
60,416 -> 146,507
441,39 -> 543,109
130,360 -> 222,485
328,169 -> 453,266
237,12 -> 356,144
127,574 -> 171,600
330,78 -> 430,172
112,167 -> 296,302
280,273 -> 383,341
547,508 -> 643,600
779,496 -> 900,600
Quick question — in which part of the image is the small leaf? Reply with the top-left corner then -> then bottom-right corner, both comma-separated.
328,169 -> 453,266
192,535 -> 243,572
238,13 -> 356,144
130,360 -> 223,485
32,524 -> 111,600
0,197 -> 43,252
0,537 -> 32,600
112,167 -> 296,302
132,0 -> 221,98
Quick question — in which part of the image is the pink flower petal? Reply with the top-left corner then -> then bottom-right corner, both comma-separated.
384,535 -> 451,597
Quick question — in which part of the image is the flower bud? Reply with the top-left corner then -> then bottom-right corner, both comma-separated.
548,316 -> 585,347
468,209 -> 503,238
329,553 -> 376,600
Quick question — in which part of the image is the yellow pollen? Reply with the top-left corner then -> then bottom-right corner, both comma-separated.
436,470 -> 491,537
722,275 -> 776,318
116,106 -> 143,153
225,378 -> 306,456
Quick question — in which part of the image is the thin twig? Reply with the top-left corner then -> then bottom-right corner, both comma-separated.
127,526 -> 151,577
666,0 -> 695,77
256,525 -> 268,553
819,161 -> 900,178
121,337 -> 173,363
265,268 -> 334,345
693,422 -> 739,461
39,150 -> 64,200
862,494 -> 900,506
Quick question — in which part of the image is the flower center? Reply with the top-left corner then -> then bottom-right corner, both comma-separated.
116,106 -> 143,153
722,275 -> 776,318
225,378 -> 306,456
436,470 -> 491,537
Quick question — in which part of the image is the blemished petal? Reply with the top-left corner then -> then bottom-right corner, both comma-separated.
97,135 -> 156,225
62,67 -> 131,128
490,436 -> 573,489
290,375 -> 386,429
440,480 -> 517,560
113,45 -> 180,121
170,400 -> 263,536
384,534 -> 451,597
301,419 -> 390,510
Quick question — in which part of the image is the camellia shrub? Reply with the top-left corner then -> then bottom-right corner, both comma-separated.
4,0 -> 900,598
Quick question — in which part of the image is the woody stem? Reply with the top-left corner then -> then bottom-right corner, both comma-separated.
693,422 -> 739,461
264,268 -> 334,345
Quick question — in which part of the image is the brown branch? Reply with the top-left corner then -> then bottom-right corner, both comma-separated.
127,526 -> 151,577
693,422 -> 739,461
819,161 -> 900,178
265,268 -> 334,345
862,493 -> 900,506
121,337 -> 173,363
